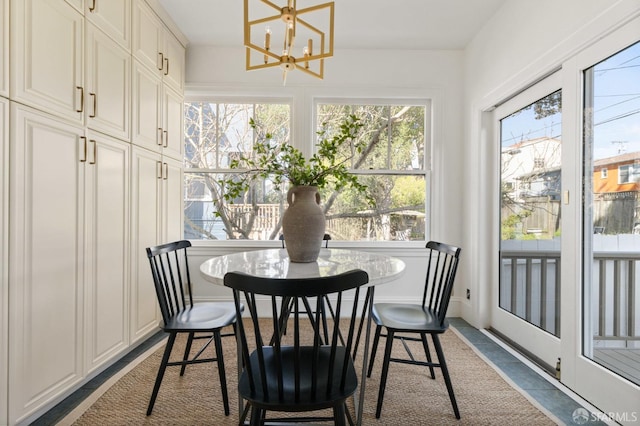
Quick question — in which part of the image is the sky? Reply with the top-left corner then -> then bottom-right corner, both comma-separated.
500,41 -> 640,161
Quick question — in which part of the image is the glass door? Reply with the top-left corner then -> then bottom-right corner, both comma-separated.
579,39 -> 640,418
493,73 -> 563,369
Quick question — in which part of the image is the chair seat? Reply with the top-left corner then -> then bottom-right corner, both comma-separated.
163,302 -> 237,332
239,346 -> 358,411
372,303 -> 449,333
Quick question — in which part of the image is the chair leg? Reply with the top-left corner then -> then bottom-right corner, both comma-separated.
249,405 -> 262,426
147,332 -> 177,415
375,329 -> 395,418
213,329 -> 230,416
420,332 -> 436,379
432,334 -> 460,419
367,325 -> 382,377
333,402 -> 346,426
180,332 -> 195,376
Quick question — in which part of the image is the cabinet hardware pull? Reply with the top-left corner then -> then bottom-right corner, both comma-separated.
89,0 -> 96,12
76,86 -> 84,112
90,140 -> 97,165
158,52 -> 164,71
156,161 -> 163,179
164,58 -> 169,76
80,136 -> 87,162
164,162 -> 168,180
158,128 -> 163,146
90,93 -> 97,118
163,130 -> 168,148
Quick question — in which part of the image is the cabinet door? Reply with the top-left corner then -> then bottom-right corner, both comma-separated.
85,0 -> 131,50
84,132 -> 129,373
11,0 -> 84,123
162,86 -> 183,160
86,23 -> 131,141
0,0 -> 8,97
130,147 -> 162,344
132,60 -> 162,152
0,97 -> 7,424
9,104 -> 84,423
132,0 -> 163,75
162,31 -> 185,93
162,156 -> 183,243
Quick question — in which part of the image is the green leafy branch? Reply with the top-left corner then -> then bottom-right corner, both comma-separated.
222,114 -> 373,205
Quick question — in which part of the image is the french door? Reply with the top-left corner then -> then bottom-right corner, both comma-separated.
492,73 -> 562,369
490,17 -> 640,423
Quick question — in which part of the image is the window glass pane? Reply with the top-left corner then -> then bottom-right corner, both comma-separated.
184,101 -> 290,240
499,89 -> 562,337
583,40 -> 640,385
316,102 -> 428,241
322,175 -> 426,241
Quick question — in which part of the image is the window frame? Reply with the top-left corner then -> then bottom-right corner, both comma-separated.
183,93 -> 432,248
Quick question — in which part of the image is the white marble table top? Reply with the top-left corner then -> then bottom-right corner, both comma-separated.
200,248 -> 405,286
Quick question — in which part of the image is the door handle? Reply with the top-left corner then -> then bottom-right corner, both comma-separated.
156,161 -> 163,179
164,58 -> 169,76
163,130 -> 168,148
89,140 -> 97,165
163,162 -> 168,180
76,86 -> 84,113
158,128 -> 164,146
89,0 -> 96,12
89,93 -> 97,118
158,52 -> 164,71
80,136 -> 87,162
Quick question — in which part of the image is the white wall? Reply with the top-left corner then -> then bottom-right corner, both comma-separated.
184,45 -> 468,312
461,0 -> 640,327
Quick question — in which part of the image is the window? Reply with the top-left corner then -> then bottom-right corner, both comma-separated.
315,102 -> 429,241
184,101 -> 291,240
183,99 -> 429,242
618,163 -> 640,184
600,168 -> 608,179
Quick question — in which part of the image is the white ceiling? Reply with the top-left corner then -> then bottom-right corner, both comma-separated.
157,0 -> 506,50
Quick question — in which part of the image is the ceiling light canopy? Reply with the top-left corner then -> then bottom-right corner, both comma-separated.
244,0 -> 335,84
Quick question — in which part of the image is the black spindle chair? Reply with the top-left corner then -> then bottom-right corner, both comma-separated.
146,240 -> 239,416
224,269 -> 369,426
367,241 -> 462,419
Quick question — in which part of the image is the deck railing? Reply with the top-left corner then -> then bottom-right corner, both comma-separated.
501,249 -> 640,346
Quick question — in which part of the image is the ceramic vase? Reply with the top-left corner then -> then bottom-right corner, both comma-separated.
282,186 -> 326,262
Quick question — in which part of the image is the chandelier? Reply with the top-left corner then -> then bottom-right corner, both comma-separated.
243,0 -> 335,83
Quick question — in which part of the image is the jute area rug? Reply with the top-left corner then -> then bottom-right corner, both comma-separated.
60,320 -> 557,425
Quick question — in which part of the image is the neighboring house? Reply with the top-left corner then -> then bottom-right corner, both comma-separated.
593,151 -> 640,193
502,137 -> 562,201
592,151 -> 640,234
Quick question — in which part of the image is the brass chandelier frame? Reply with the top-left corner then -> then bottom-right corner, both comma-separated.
243,0 -> 335,80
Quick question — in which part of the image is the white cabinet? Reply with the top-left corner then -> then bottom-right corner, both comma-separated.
132,60 -> 183,160
11,0 -> 84,123
162,30 -> 185,93
84,131 -> 130,373
162,86 -> 183,160
1,0 -> 8,98
130,147 -> 182,344
8,104 -> 132,423
133,0 -> 184,93
9,105 -> 85,424
85,0 -> 131,50
132,60 -> 162,152
85,23 -> 131,140
0,97 -> 8,424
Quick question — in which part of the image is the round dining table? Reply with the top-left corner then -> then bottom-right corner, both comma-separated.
200,247 -> 406,426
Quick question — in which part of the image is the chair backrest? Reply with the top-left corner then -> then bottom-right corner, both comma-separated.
421,241 -> 462,326
146,240 -> 194,325
224,269 -> 368,407
279,233 -> 332,248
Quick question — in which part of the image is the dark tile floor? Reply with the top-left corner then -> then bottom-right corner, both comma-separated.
33,319 -> 606,425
